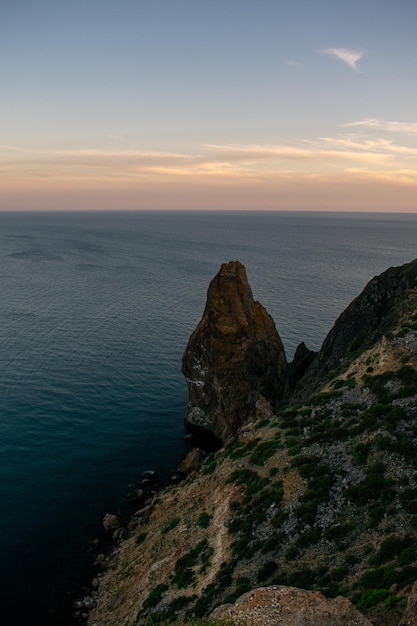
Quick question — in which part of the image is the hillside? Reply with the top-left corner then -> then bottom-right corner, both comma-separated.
85,259 -> 417,626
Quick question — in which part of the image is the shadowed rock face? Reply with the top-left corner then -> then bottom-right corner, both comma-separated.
294,258 -> 417,401
182,261 -> 287,442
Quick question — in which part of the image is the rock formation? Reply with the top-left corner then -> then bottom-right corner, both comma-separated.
87,257 -> 417,626
182,261 -> 287,441
294,258 -> 417,400
210,586 -> 372,626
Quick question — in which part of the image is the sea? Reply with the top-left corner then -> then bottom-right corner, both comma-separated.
1,209 -> 417,625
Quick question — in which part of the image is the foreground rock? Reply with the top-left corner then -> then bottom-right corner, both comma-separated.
210,586 -> 372,626
182,261 -> 287,441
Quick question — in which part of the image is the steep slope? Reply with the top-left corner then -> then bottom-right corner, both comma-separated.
86,258 -> 417,626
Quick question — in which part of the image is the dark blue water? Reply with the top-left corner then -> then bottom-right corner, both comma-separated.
1,210 -> 416,624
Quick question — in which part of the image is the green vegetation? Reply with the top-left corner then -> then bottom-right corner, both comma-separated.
161,516 -> 180,534
370,535 -> 414,566
172,539 -> 213,589
354,588 -> 395,611
202,453 -> 217,475
249,435 -> 282,465
143,583 -> 168,609
257,560 -> 278,582
345,462 -> 395,505
295,464 -> 334,526
197,511 -> 211,528
135,531 -> 148,545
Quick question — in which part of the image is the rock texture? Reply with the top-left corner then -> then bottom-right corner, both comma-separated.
182,261 -> 287,441
87,258 -> 417,626
294,258 -> 417,400
210,586 -> 372,626
399,580 -> 417,626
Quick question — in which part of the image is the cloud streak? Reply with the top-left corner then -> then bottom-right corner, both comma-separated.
322,47 -> 364,71
344,118 -> 417,135
1,127 -> 416,199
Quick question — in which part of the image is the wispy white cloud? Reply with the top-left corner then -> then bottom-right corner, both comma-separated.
344,118 -> 417,135
107,134 -> 130,143
322,47 -> 364,71
204,142 -> 391,166
1,128 -> 416,192
285,59 -> 301,69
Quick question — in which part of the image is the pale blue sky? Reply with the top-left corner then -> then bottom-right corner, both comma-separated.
1,0 -> 416,210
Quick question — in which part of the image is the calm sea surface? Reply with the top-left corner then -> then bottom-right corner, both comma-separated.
1,210 -> 417,624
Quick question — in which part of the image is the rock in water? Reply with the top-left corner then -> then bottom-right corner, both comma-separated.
182,261 -> 287,441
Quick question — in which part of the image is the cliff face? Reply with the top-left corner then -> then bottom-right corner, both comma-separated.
294,258 -> 417,400
182,261 -> 287,441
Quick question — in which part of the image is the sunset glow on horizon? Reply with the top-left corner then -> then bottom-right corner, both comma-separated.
1,1 -> 416,212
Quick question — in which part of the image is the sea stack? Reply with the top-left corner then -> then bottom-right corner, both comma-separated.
182,261 -> 287,441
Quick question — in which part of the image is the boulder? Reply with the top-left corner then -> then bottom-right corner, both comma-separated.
178,447 -> 206,474
102,513 -> 121,535
182,261 -> 287,441
210,585 -> 372,626
399,580 -> 417,626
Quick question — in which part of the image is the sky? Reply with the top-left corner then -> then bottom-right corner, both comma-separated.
1,0 -> 416,212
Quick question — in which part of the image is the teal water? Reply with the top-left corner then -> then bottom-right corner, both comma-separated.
1,210 -> 416,624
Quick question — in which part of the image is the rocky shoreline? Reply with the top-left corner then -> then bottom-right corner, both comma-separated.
77,258 -> 417,626
72,438 -> 212,622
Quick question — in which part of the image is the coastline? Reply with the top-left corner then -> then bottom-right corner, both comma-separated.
72,432 -> 214,623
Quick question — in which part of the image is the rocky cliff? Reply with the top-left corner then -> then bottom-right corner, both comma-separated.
182,261 -> 287,442
86,258 -> 417,626
294,258 -> 417,400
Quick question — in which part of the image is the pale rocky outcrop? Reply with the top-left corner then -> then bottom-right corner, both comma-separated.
178,447 -> 206,474
399,580 -> 417,626
210,585 -> 372,626
182,261 -> 287,441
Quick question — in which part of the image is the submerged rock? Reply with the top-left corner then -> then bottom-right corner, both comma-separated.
182,261 -> 287,441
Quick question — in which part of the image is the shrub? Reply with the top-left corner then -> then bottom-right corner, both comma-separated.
172,540 -> 211,588
346,463 -> 395,505
324,523 -> 354,542
143,583 -> 168,609
197,512 -> 211,528
355,588 -> 392,611
226,468 -> 268,497
257,561 -> 278,582
370,536 -> 411,565
135,531 -> 148,545
352,442 -> 371,465
163,595 -> 196,620
261,532 -> 285,554
361,567 -> 398,589
250,438 -> 282,465
397,546 -> 417,566
367,504 -> 385,529
295,527 -> 321,549
223,577 -> 251,605
161,516 -> 180,534
254,418 -> 270,429
296,467 -> 334,525
290,455 -> 321,479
